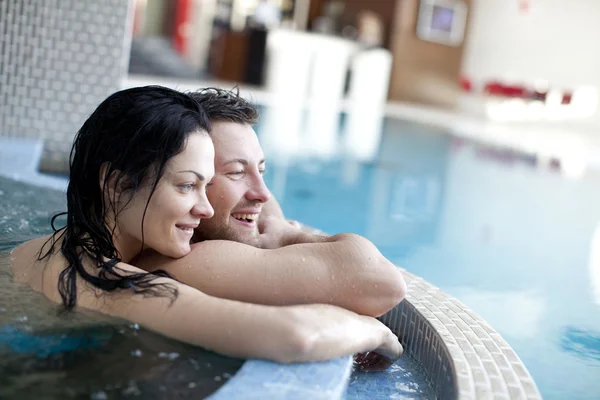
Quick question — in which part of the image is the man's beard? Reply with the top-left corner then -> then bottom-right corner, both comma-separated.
193,217 -> 260,247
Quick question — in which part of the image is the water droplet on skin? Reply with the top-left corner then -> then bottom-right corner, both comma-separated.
374,284 -> 378,288
352,284 -> 355,289
301,257 -> 306,262
317,277 -> 321,281
331,274 -> 335,280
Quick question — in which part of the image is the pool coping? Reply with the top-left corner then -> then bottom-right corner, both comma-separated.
205,267 -> 542,400
392,268 -> 542,399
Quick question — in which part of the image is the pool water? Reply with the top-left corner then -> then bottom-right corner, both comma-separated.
258,115 -> 600,400
0,177 -> 244,399
0,161 -> 436,397
346,356 -> 436,399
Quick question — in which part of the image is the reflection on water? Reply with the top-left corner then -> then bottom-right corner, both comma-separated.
588,221 -> 600,307
0,177 -> 243,399
447,287 -> 546,339
560,327 -> 600,363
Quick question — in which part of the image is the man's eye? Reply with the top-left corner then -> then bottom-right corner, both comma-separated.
228,171 -> 244,176
205,182 -> 213,192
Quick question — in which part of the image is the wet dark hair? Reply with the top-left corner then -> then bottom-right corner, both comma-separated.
40,85 -> 211,310
189,87 -> 259,125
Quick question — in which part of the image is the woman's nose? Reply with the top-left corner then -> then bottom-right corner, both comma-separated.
192,195 -> 214,219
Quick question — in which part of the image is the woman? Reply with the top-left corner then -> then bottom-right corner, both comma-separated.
10,86 -> 402,363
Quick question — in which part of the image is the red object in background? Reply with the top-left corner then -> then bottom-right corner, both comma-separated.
501,84 -> 528,98
173,0 -> 192,55
519,0 -> 530,13
484,81 -> 528,98
459,75 -> 473,92
484,81 -> 504,96
562,92 -> 573,105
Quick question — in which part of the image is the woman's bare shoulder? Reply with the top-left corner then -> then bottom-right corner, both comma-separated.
11,234 -> 63,298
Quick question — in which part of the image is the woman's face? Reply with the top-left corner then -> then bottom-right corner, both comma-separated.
115,132 -> 215,260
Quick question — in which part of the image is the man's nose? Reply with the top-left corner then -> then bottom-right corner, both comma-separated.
246,176 -> 272,203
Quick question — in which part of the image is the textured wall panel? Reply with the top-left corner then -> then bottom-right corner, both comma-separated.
0,0 -> 132,173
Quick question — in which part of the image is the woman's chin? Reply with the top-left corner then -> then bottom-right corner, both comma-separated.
161,242 -> 191,259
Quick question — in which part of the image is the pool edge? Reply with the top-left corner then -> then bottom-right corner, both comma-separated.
385,268 -> 543,399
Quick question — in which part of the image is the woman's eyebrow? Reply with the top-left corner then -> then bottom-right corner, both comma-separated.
177,170 -> 205,181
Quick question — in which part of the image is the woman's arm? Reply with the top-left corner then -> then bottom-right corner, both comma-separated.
40,260 -> 402,363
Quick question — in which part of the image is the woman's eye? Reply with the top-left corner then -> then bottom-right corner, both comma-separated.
179,183 -> 195,192
259,169 -> 266,175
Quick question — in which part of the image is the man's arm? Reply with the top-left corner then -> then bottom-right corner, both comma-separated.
136,227 -> 406,317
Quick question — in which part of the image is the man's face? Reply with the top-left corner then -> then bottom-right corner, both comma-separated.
193,121 -> 272,246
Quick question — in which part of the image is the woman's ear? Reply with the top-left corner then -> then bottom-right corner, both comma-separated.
99,162 -> 125,205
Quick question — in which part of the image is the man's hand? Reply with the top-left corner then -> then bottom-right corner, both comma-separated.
354,351 -> 399,372
258,216 -> 330,249
258,215 -> 303,249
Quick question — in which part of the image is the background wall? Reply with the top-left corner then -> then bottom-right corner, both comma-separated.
463,0 -> 600,92
0,0 -> 133,173
388,0 -> 472,108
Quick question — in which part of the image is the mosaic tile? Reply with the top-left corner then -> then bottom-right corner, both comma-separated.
0,0 -> 130,173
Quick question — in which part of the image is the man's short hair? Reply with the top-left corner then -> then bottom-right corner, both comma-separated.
190,88 -> 259,125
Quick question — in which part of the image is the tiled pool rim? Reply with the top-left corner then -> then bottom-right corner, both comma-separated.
207,268 -> 542,400
382,268 -> 542,400
0,136 -> 541,399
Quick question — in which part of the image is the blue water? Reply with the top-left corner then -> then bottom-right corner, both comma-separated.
258,116 -> 600,400
346,355 -> 436,399
0,177 -> 244,399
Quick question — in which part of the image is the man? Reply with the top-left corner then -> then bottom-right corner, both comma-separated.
136,88 -> 406,318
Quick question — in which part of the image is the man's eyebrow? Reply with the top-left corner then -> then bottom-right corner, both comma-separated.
222,158 -> 248,166
221,158 -> 266,166
177,170 -> 205,181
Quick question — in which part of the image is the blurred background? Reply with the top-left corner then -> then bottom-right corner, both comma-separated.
4,0 -> 600,174
2,1 -> 600,399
